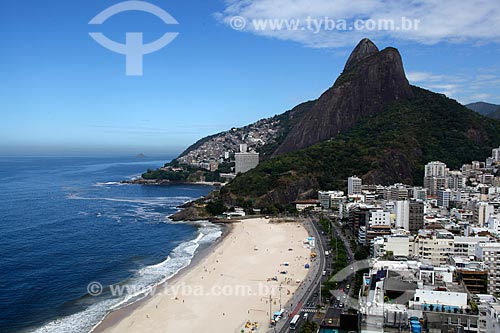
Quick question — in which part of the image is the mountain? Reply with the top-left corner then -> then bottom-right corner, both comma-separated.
466,102 -> 500,116
222,87 -> 500,209
170,38 -> 414,164
219,40 -> 500,210
273,38 -> 414,155
142,38 -> 500,212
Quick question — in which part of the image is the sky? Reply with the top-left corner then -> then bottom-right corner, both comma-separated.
1,0 -> 499,156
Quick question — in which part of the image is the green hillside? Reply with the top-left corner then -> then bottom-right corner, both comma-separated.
487,106 -> 500,120
221,87 -> 500,209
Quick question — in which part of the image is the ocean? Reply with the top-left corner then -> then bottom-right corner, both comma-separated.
0,156 -> 219,333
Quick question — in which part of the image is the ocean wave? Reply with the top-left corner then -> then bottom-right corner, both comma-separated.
30,222 -> 222,333
92,181 -> 127,187
125,173 -> 142,181
30,299 -> 116,333
67,194 -> 192,206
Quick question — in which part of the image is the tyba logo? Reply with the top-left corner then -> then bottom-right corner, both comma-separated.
89,1 -> 179,76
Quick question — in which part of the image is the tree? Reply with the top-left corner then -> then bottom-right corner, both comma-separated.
206,199 -> 226,215
354,246 -> 369,260
300,319 -> 318,333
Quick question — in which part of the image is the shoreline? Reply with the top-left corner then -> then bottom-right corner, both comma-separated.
92,217 -> 313,333
124,179 -> 220,222
91,221 -> 232,333
122,178 -> 223,187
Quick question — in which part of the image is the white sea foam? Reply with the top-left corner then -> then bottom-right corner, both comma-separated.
30,222 -> 222,333
92,181 -> 127,187
125,173 -> 142,180
67,194 -> 192,206
30,299 -> 116,333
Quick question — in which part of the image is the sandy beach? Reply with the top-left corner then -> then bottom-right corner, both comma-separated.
93,217 -> 313,333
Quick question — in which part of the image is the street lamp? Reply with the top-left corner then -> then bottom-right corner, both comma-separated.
279,284 -> 282,309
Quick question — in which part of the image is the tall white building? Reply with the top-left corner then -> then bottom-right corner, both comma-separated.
372,234 -> 414,257
474,202 -> 495,226
369,209 -> 391,226
472,160 -> 482,169
348,176 -> 362,195
454,236 -> 490,257
476,242 -> 500,295
412,187 -> 427,200
448,170 -> 466,190
424,161 -> 449,196
395,200 -> 410,230
235,144 -> 259,174
415,231 -> 454,266
492,147 -> 500,162
425,161 -> 449,177
485,299 -> 500,333
487,214 -> 500,235
318,190 -> 344,209
437,189 -> 452,208
358,209 -> 391,246
383,183 -> 409,201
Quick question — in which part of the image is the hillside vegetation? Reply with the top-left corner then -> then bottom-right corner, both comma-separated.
221,87 -> 500,209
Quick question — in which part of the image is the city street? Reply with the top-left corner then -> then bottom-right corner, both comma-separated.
272,215 -> 359,332
271,217 -> 326,333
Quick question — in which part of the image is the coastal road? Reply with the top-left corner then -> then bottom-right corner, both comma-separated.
272,217 -> 326,333
287,216 -> 358,332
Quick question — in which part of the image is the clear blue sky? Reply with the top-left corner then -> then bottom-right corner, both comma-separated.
1,0 -> 499,156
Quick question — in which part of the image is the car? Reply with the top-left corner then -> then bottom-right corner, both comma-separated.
339,303 -> 344,308
303,313 -> 309,319
346,284 -> 350,289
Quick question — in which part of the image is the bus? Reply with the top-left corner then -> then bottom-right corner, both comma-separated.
289,314 -> 300,330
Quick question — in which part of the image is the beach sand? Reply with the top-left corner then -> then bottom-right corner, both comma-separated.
94,217 -> 312,333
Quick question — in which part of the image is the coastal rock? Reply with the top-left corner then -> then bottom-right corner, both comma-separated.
169,205 -> 210,222
122,179 -> 172,185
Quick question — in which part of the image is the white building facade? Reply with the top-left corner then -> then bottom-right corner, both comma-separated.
348,176 -> 362,195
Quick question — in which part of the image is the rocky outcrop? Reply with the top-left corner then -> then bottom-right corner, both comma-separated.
169,204 -> 210,221
274,39 -> 414,155
344,38 -> 379,71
